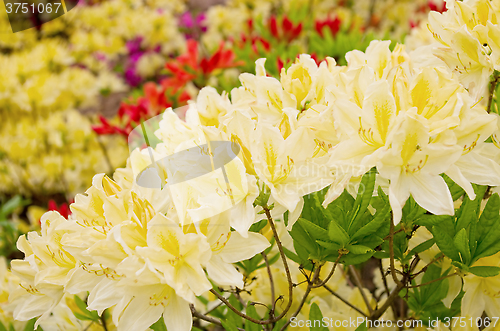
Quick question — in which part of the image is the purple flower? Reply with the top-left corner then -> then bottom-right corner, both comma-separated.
125,67 -> 142,87
179,12 -> 195,29
126,37 -> 144,54
178,12 -> 207,38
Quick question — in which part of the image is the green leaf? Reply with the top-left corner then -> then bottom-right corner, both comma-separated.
282,247 -> 302,264
290,222 -> 318,254
328,220 -> 350,246
226,295 -> 244,327
431,223 -> 460,261
256,253 -> 280,270
222,320 -> 240,331
150,316 -> 168,331
452,261 -> 469,272
339,251 -> 375,265
443,174 -> 465,201
478,194 -> 500,232
23,319 -> 37,331
351,204 -> 390,241
415,215 -> 452,227
298,218 -> 330,242
414,264 -> 450,310
74,295 -> 89,314
474,222 -> 500,261
249,219 -> 267,233
0,195 -> 24,218
272,320 -> 287,331
349,168 -> 376,230
468,266 -> 500,277
403,196 -> 426,224
294,241 -> 312,264
72,295 -> 100,322
408,238 -> 436,256
346,244 -> 373,255
454,228 -> 471,265
356,235 -> 384,249
373,251 -> 389,259
309,303 -> 328,331
0,321 -> 7,331
328,205 -> 348,231
455,198 -> 476,233
355,320 -> 368,331
245,304 -> 262,331
73,312 -> 95,321
316,240 -> 341,253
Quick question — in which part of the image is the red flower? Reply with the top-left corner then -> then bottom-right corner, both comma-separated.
93,82 -> 173,137
95,41 -> 242,139
315,16 -> 341,37
277,57 -> 284,72
166,39 -> 243,86
428,0 -> 447,13
92,116 -> 129,137
310,53 -> 322,66
268,15 -> 302,42
48,199 -> 71,219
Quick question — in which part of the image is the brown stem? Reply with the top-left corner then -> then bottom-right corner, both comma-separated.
406,273 -> 458,289
389,215 -> 404,288
349,265 -> 374,315
262,252 -> 276,318
263,204 -> 294,321
377,259 -> 399,317
100,311 -> 108,331
210,289 -> 275,325
83,322 -> 94,331
410,253 -> 444,278
378,259 -> 391,298
310,254 -> 342,288
206,204 -> 293,326
322,284 -> 368,317
487,72 -> 500,113
370,280 -> 405,321
383,227 -> 405,241
204,301 -> 223,315
190,304 -> 244,331
280,266 -> 322,331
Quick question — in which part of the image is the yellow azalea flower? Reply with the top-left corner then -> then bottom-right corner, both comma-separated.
199,214 -> 270,288
136,213 -> 212,300
428,0 -> 500,101
378,116 -> 462,223
462,253 -> 500,318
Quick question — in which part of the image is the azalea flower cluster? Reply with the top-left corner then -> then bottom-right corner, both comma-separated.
0,0 -> 188,198
0,40 -> 128,197
66,0 -> 186,86
94,0 -> 447,139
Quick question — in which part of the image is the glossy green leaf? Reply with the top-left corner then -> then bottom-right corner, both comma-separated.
468,266 -> 500,277
351,204 -> 390,241
150,316 -> 168,331
349,168 -> 376,230
328,220 -> 349,246
431,223 -> 460,261
309,303 -> 328,331
454,228 -> 471,265
298,218 -> 330,242
245,304 -> 262,331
